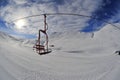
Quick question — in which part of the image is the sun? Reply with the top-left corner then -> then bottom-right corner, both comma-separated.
15,20 -> 26,30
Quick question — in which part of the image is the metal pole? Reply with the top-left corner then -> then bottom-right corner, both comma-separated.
44,14 -> 48,51
38,29 -> 41,53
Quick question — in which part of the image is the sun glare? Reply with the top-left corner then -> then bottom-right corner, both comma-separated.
15,20 -> 26,30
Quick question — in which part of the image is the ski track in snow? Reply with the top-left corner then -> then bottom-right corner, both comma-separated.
0,41 -> 120,80
0,25 -> 120,80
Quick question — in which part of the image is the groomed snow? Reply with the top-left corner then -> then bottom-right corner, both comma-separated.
0,24 -> 120,80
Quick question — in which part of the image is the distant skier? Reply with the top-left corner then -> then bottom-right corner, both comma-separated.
115,51 -> 120,55
91,32 -> 94,38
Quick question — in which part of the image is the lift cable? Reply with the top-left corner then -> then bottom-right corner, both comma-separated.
12,13 -> 120,30
12,13 -> 92,21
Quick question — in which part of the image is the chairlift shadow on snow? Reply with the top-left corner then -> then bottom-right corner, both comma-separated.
65,50 -> 85,54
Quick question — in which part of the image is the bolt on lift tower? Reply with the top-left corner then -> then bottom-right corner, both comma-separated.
33,14 -> 52,55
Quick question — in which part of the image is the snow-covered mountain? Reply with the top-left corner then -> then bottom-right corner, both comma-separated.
94,24 -> 120,53
0,24 -> 120,80
0,31 -> 36,47
0,31 -> 18,41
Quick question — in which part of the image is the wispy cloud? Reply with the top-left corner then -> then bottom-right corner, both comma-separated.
0,0 -> 103,38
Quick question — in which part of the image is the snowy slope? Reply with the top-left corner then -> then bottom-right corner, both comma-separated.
0,31 -> 35,47
0,24 -> 120,80
0,31 -> 18,42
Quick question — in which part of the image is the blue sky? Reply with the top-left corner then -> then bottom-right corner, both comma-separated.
0,0 -> 120,38
82,0 -> 120,32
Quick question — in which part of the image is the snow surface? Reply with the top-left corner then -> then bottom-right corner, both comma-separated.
0,24 -> 120,80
